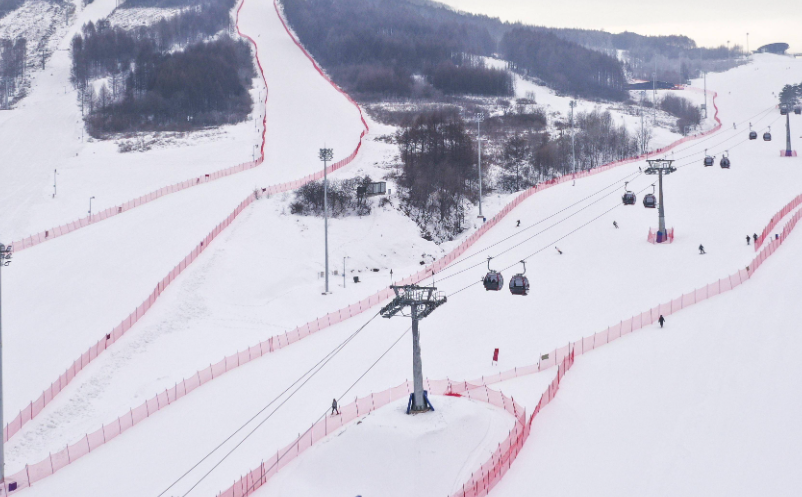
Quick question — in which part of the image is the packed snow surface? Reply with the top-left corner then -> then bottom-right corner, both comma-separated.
1,0 -> 802,493
255,395 -> 515,497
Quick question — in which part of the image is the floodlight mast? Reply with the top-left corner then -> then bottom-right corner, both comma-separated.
319,147 -> 334,294
380,285 -> 446,413
644,159 -> 677,239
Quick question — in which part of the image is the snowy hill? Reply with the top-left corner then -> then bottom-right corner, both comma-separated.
1,0 -> 802,494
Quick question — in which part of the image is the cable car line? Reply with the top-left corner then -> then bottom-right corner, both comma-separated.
432,173 -> 650,284
159,311 -> 383,497
447,183 -> 654,298
429,170 -> 642,278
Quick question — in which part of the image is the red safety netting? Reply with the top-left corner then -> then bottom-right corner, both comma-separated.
215,379 -> 529,497
647,227 -> 675,244
6,0 -> 374,256
756,193 -> 802,251
7,195 -> 796,495
0,80 -> 725,496
0,0 -> 374,458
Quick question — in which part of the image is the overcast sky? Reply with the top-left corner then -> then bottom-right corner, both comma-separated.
435,0 -> 800,52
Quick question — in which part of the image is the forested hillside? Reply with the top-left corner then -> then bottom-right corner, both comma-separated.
281,0 -> 626,101
70,0 -> 255,135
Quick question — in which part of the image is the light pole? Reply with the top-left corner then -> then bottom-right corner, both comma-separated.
569,100 -> 577,175
342,256 -> 349,288
703,71 -> 708,120
785,112 -> 793,157
53,169 -> 58,198
0,243 -> 12,489
645,159 -> 677,242
476,113 -> 484,219
640,91 -> 647,154
88,196 -> 95,216
319,148 -> 333,294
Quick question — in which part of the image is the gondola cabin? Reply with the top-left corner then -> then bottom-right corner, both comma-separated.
509,274 -> 530,296
508,261 -> 530,296
764,132 -> 772,141
720,156 -> 731,169
483,271 -> 504,291
749,131 -> 757,140
621,181 -> 636,205
643,193 -> 657,208
622,192 -> 636,205
703,155 -> 715,167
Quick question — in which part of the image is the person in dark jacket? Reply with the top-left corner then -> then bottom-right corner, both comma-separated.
658,315 -> 665,328
613,221 -> 619,229
331,398 -> 340,416
699,244 -> 706,254
746,235 -> 751,245
516,220 -> 521,227
753,233 -> 759,243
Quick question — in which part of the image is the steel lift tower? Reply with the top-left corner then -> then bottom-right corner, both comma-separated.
380,285 -> 446,413
645,159 -> 677,242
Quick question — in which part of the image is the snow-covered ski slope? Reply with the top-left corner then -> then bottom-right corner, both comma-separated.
488,208 -> 802,497
2,0 -> 366,423
5,49 -> 802,497
0,0 -> 365,242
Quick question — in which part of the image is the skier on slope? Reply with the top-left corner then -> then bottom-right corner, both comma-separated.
331,398 -> 340,416
699,244 -> 706,255
753,233 -> 759,243
746,235 -> 751,245
555,247 -> 563,255
516,220 -> 521,228
658,315 -> 665,328
613,221 -> 619,229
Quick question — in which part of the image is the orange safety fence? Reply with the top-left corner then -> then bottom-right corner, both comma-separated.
214,378 -> 531,497
1,88 -> 722,488
1,0 -> 369,450
0,55 -> 726,497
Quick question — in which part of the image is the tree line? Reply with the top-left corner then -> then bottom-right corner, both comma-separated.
659,94 -> 702,133
394,106 -> 642,239
0,37 -> 25,108
70,0 -> 256,135
281,0 -> 633,101
780,83 -> 801,105
396,109 -> 478,240
500,28 -> 628,101
0,0 -> 24,19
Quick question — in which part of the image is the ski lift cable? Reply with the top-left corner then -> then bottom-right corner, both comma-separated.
159,311 -> 383,497
670,109 -> 779,163
431,171 -> 644,283
434,105 -> 776,284
667,104 -> 777,160
676,115 -> 784,170
236,324 -> 413,497
446,183 -> 655,298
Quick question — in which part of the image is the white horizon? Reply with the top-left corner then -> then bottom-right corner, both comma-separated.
434,0 -> 800,53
